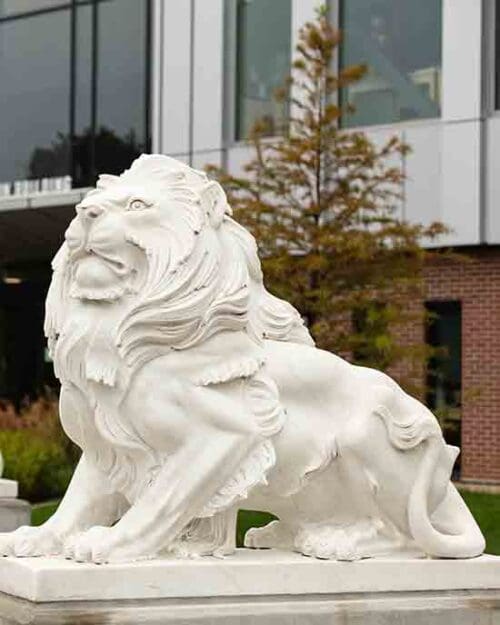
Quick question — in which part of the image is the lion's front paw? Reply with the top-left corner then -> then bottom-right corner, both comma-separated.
64,526 -> 155,563
64,526 -> 114,563
0,525 -> 62,558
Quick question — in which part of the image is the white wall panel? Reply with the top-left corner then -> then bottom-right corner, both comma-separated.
193,0 -> 224,153
364,126 -> 405,221
485,117 -> 500,243
151,0 -> 162,153
291,0 -> 316,50
158,0 -> 191,155
192,150 -> 223,171
289,0 -> 317,122
441,121 -> 481,245
227,144 -> 255,177
441,0 -> 482,121
403,123 -> 442,228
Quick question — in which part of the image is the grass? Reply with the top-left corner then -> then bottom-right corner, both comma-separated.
460,491 -> 500,555
31,500 -> 59,527
30,492 -> 500,555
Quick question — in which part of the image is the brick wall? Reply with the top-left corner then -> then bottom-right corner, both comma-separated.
421,248 -> 500,483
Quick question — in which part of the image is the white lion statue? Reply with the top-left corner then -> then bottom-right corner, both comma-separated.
0,155 -> 484,563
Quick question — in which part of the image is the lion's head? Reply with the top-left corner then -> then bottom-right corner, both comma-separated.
45,155 -> 312,370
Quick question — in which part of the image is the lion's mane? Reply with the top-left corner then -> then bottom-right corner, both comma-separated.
45,155 -> 313,373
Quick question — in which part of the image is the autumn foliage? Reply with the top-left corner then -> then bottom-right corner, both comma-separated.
209,9 -> 447,390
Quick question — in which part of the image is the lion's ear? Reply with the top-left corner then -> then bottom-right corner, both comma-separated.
201,181 -> 232,229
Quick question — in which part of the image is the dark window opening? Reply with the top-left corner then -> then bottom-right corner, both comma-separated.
0,265 -> 57,408
425,300 -> 462,475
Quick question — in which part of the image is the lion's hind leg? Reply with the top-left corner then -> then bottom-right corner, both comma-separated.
293,517 -> 407,561
244,520 -> 296,550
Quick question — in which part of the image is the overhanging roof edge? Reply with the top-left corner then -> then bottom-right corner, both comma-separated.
0,188 -> 92,214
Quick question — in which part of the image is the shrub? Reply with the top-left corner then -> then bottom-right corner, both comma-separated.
0,395 -> 79,502
0,429 -> 74,502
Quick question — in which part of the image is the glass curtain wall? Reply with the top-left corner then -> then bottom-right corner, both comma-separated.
340,0 -> 442,127
235,0 -> 291,140
0,0 -> 150,190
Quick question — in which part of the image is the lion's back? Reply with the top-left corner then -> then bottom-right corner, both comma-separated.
263,339 -> 400,424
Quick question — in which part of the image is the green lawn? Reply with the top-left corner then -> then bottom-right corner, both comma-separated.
461,491 -> 500,555
31,500 -> 60,527
31,491 -> 500,555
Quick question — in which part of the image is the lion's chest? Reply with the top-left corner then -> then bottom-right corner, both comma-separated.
54,302 -> 128,388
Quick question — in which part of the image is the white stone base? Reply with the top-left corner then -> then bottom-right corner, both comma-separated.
0,550 -> 499,603
0,480 -> 17,499
0,589 -> 499,625
0,552 -> 499,624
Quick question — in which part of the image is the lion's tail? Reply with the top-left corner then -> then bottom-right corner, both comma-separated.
376,396 -> 484,559
407,435 -> 485,559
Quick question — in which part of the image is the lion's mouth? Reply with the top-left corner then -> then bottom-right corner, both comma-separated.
72,248 -> 130,278
70,250 -> 133,302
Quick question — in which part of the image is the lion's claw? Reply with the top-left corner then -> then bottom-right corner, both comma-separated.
0,526 -> 62,557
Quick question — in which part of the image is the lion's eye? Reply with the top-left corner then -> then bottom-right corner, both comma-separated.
128,199 -> 149,211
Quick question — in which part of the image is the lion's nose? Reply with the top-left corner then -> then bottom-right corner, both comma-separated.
82,205 -> 104,219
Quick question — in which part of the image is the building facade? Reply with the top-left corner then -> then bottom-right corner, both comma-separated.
0,0 -> 498,482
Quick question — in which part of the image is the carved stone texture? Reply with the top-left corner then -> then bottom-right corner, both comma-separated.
0,155 -> 486,563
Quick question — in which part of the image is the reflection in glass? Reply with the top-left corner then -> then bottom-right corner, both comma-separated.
341,0 -> 442,127
96,0 -> 148,172
0,9 -> 71,182
0,1 -> 67,18
236,0 -> 291,140
0,0 -> 150,188
75,3 -> 92,136
71,3 -> 93,187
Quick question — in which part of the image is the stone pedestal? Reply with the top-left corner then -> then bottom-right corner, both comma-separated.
0,550 -> 499,624
0,479 -> 30,533
0,480 -> 17,500
0,498 -> 30,533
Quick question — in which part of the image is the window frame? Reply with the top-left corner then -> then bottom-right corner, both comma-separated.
0,0 -> 152,189
487,0 -> 500,116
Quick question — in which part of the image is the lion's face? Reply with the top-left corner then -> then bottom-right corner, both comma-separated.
65,184 -> 162,301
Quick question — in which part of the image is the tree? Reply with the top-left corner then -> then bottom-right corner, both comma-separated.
208,8 -> 446,392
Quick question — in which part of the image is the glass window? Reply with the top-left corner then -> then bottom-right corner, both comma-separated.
70,3 -> 93,187
0,9 -> 71,183
235,0 -> 291,140
0,0 -> 150,190
93,0 -> 148,175
74,3 -> 92,136
341,0 -> 442,127
426,301 -> 462,467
